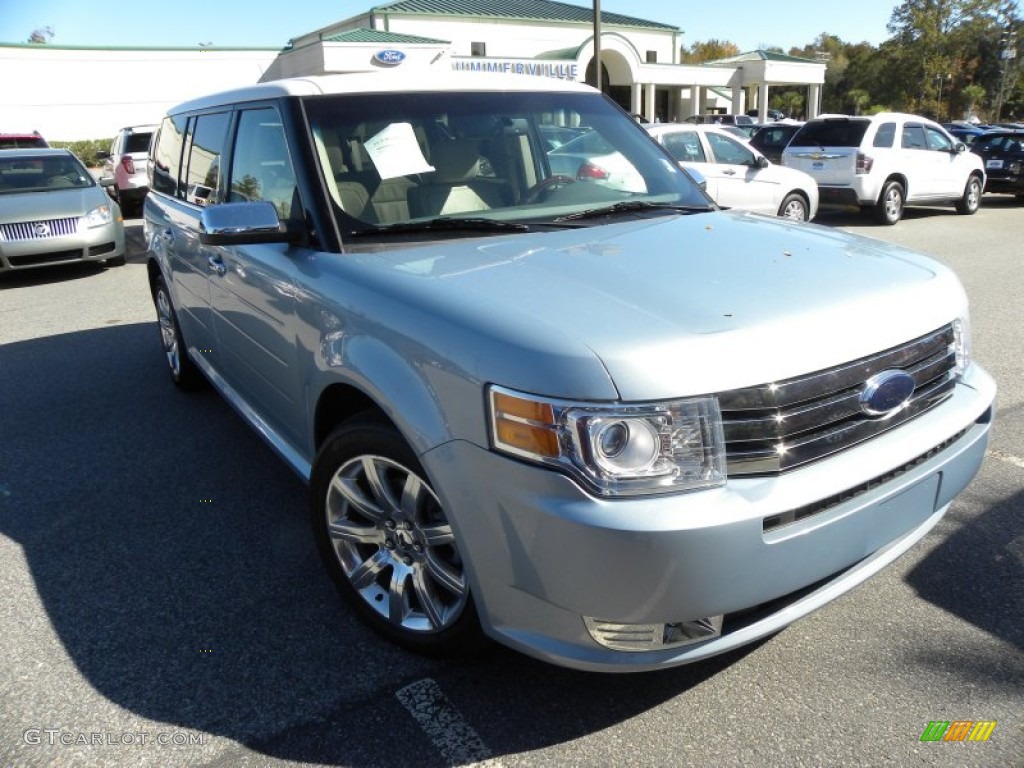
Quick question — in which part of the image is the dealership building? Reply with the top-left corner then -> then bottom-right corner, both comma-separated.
1,0 -> 825,140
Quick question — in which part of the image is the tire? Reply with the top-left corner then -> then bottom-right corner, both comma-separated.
309,416 -> 484,656
152,275 -> 206,390
873,180 -> 904,225
777,192 -> 809,221
955,175 -> 982,215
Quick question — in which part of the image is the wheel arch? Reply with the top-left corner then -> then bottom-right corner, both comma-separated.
880,173 -> 909,200
311,335 -> 462,459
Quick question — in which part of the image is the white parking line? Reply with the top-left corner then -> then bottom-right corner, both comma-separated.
987,449 -> 1024,469
396,677 -> 505,767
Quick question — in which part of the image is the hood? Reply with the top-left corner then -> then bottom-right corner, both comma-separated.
368,210 -> 967,400
0,187 -> 109,222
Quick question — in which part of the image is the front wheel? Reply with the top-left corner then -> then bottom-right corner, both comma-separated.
873,180 -> 904,225
777,192 -> 809,221
310,416 -> 484,656
955,176 -> 982,215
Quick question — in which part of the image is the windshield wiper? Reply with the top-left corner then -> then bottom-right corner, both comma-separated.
553,201 -> 711,222
349,217 -> 529,237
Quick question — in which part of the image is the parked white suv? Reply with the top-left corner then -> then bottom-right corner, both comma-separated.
781,113 -> 985,224
98,124 -> 157,216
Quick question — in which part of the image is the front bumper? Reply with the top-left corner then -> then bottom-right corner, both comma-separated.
0,223 -> 125,271
983,174 -> 1024,194
422,365 -> 994,672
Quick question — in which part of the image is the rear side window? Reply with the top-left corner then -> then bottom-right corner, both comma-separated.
789,119 -> 870,148
182,112 -> 230,206
872,123 -> 896,148
151,115 -> 187,197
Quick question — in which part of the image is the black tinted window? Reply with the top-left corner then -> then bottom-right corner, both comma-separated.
873,123 -> 896,148
151,115 -> 187,197
789,119 -> 870,147
125,132 -> 153,153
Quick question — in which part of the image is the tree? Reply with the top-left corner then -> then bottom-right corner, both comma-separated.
680,40 -> 740,64
961,83 -> 987,119
846,88 -> 871,115
886,0 -> 1008,114
27,26 -> 54,44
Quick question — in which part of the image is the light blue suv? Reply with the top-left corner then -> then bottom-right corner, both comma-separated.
144,73 -> 994,671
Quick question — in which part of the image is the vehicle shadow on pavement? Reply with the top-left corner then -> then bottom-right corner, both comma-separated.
1,322 -> 761,766
906,453 -> 1024,656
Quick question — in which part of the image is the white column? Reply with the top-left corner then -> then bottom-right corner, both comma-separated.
645,83 -> 656,122
808,84 -> 821,119
731,85 -> 742,116
690,85 -> 704,117
631,83 -> 641,116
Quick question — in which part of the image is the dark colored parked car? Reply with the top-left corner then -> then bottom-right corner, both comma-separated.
749,122 -> 803,163
941,122 -> 987,145
747,108 -> 786,121
970,130 -> 1024,198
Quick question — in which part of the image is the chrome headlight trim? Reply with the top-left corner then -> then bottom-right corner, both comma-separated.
488,385 -> 726,497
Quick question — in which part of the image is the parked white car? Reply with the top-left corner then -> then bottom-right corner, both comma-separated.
780,113 -> 985,224
646,123 -> 819,220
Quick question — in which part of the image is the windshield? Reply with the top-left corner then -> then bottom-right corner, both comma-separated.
0,153 -> 93,194
302,90 -> 711,239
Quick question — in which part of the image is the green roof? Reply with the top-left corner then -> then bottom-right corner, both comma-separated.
323,27 -> 449,44
708,49 -> 821,65
370,0 -> 678,31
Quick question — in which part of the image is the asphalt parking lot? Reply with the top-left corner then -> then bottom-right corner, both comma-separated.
1,202 -> 1022,767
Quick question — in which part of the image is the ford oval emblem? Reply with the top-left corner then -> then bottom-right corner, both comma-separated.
373,49 -> 406,66
859,370 -> 916,417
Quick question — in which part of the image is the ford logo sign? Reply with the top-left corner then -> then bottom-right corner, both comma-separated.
373,49 -> 406,66
859,370 -> 916,417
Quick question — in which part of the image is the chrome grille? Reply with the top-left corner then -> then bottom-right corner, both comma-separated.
722,325 -> 956,476
0,217 -> 80,242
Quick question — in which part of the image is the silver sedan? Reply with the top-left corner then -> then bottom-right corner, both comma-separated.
0,148 -> 125,272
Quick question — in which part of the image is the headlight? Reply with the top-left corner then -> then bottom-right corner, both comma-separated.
488,385 -> 726,497
83,204 -> 113,228
953,316 -> 971,378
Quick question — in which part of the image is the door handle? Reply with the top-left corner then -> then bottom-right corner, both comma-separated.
207,255 -> 227,276
722,169 -> 736,176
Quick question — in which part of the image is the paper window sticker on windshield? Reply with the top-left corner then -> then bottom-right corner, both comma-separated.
363,122 -> 435,180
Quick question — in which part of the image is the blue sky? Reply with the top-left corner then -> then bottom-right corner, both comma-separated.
1,0 -> 904,52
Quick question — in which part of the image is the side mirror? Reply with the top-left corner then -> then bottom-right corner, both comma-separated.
199,201 -> 292,245
753,155 -> 770,169
96,150 -> 110,160
955,142 -> 967,153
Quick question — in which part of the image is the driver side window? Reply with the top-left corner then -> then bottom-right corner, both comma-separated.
706,132 -> 754,165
